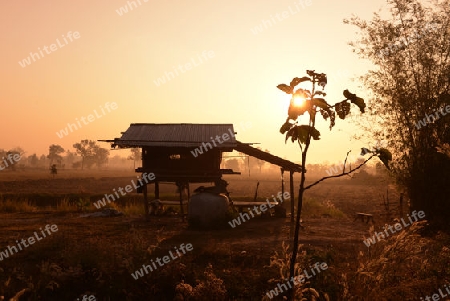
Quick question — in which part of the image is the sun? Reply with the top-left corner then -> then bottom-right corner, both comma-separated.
292,94 -> 306,107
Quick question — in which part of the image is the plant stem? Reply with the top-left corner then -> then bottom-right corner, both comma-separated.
287,75 -> 317,301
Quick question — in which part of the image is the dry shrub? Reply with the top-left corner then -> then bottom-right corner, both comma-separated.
301,198 -> 345,219
100,200 -> 144,216
119,202 -> 145,215
56,198 -> 74,212
0,199 -> 36,213
346,220 -> 450,300
174,264 -> 227,301
262,241 -> 329,301
76,197 -> 91,212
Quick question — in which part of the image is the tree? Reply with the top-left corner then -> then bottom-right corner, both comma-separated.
73,140 -> 96,170
64,150 -> 78,167
277,70 -> 390,300
224,158 -> 240,171
47,144 -> 65,166
127,148 -> 141,169
94,146 -> 110,169
345,0 -> 450,224
0,147 -> 25,171
0,149 -> 7,170
237,152 -> 250,176
73,140 -> 109,169
109,155 -> 127,168
28,154 -> 38,167
38,154 -> 47,168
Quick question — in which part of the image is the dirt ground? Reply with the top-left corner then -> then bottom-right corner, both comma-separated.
0,169 -> 398,300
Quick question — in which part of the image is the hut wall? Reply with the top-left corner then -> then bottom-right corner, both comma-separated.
142,147 -> 222,173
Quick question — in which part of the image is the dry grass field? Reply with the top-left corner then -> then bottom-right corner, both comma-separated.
0,169 -> 448,300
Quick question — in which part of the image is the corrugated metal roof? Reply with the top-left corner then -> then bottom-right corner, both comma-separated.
101,123 -> 302,172
112,123 -> 237,148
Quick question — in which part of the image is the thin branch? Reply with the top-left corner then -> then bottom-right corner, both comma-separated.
304,154 -> 376,190
342,150 -> 351,173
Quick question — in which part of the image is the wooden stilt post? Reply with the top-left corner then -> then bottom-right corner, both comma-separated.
143,181 -> 149,219
179,183 -> 185,222
155,181 -> 160,199
187,182 -> 190,216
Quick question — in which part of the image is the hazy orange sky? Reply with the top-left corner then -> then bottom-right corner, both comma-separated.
1,0 -> 390,165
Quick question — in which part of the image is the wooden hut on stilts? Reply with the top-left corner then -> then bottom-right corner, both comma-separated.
100,123 -> 302,224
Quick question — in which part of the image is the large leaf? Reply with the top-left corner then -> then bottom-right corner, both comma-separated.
277,84 -> 293,94
329,111 -> 336,129
311,98 -> 329,111
296,125 -> 321,144
280,121 -> 293,134
285,127 -> 298,143
320,109 -> 336,130
285,125 -> 320,144
360,147 -> 371,156
377,148 -> 392,170
343,89 -> 366,113
290,76 -> 311,88
314,91 -> 327,97
351,96 -> 366,113
317,73 -> 327,88
288,95 -> 311,119
334,101 -> 351,119
293,88 -> 310,98
320,109 -> 330,120
343,89 -> 355,99
288,103 -> 308,120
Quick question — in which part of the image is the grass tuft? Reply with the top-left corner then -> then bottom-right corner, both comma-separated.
0,199 -> 36,213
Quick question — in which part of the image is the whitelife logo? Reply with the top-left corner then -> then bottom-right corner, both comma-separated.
420,284 -> 450,301
0,224 -> 58,261
131,243 -> 193,280
0,153 -> 21,171
190,128 -> 236,158
414,105 -> 450,130
76,295 -> 96,301
56,102 -> 118,139
363,210 -> 426,247
115,0 -> 149,16
93,173 -> 155,209
266,261 -> 328,299
228,192 -> 290,228
18,31 -> 80,68
190,121 -> 252,158
250,0 -> 312,35
153,51 -> 215,87
377,22 -> 438,59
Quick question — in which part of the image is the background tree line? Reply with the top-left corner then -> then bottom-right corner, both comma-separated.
1,141 -> 142,171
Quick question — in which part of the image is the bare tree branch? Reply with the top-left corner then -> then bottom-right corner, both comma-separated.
304,154 -> 375,191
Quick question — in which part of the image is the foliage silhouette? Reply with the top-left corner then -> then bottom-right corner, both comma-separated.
277,69 -> 391,300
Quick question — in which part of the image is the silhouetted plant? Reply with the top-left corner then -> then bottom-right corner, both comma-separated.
277,69 -> 391,300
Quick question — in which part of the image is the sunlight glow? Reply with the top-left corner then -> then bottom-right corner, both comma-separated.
292,94 -> 306,107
